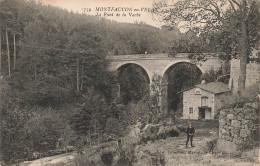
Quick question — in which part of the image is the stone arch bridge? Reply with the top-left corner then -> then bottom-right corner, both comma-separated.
106,53 -> 225,110
106,53 -> 224,85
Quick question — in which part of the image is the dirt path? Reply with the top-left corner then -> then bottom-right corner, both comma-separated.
134,132 -> 259,166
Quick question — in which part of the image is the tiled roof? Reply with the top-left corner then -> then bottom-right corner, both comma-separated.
195,82 -> 230,94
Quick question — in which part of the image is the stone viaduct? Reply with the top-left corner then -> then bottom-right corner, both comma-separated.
106,53 -> 226,110
106,53 -> 224,85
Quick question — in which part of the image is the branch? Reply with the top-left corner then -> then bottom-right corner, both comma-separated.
188,5 -> 224,23
228,0 -> 236,11
231,0 -> 241,8
208,1 -> 222,19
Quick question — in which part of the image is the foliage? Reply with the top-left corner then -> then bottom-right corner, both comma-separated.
116,148 -> 135,166
105,118 -> 123,137
60,125 -> 77,153
111,101 -> 150,136
169,31 -> 216,57
140,125 -> 179,144
166,63 -> 202,111
203,138 -> 218,154
0,79 -> 31,163
70,87 -> 107,136
118,64 -> 150,104
101,151 -> 114,166
218,84 -> 259,110
150,151 -> 165,166
237,138 -> 259,152
153,0 -> 260,93
22,109 -> 66,154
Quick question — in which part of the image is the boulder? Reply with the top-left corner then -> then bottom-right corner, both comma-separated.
227,114 -> 234,120
244,102 -> 258,109
219,118 -> 226,126
242,119 -> 249,125
240,129 -> 251,138
248,121 -> 254,130
237,113 -> 244,120
231,128 -> 240,137
245,114 -> 257,120
233,138 -> 243,145
231,120 -> 241,128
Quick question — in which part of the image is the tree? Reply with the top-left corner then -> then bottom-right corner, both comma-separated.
153,0 -> 260,94
70,87 -> 107,136
118,64 -> 150,103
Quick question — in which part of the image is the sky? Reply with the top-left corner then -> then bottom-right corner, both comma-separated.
42,0 -> 164,28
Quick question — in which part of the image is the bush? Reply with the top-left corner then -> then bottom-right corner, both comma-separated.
101,152 -> 114,166
105,118 -> 122,137
150,151 -> 165,166
140,125 -> 179,144
203,138 -> 218,154
22,109 -> 66,157
116,147 -> 135,166
237,138 -> 258,152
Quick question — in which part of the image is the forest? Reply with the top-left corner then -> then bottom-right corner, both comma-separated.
0,0 -> 259,165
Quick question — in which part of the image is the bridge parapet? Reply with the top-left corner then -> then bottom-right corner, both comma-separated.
106,53 -> 220,61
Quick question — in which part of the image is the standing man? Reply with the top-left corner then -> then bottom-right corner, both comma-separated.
186,123 -> 195,148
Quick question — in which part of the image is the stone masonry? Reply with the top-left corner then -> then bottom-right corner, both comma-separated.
218,102 -> 258,153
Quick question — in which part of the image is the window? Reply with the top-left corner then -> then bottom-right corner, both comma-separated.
195,88 -> 201,95
201,97 -> 208,107
189,107 -> 193,114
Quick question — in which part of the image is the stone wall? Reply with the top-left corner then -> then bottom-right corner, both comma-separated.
217,102 -> 259,153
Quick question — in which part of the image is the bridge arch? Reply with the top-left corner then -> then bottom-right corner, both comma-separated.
160,60 -> 205,79
115,61 -> 152,84
160,60 -> 204,112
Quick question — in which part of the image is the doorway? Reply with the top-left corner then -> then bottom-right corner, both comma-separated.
199,108 -> 205,119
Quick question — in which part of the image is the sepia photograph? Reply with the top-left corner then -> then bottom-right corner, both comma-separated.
0,0 -> 259,165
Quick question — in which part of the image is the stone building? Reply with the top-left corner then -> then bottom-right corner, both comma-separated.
182,82 -> 230,119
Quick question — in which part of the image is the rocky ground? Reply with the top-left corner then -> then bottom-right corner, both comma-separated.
134,129 -> 259,166
17,123 -> 259,166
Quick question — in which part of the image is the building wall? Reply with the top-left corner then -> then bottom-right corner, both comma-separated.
183,88 -> 214,119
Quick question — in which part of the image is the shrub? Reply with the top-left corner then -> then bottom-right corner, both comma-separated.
150,151 -> 165,166
116,147 -> 135,166
74,155 -> 100,166
22,109 -> 66,157
101,152 -> 114,166
203,138 -> 218,154
237,138 -> 258,152
105,118 -> 122,137
140,125 -> 179,144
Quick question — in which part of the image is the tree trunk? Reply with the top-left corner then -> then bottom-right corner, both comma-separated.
0,26 -> 2,76
80,60 -> 84,90
13,33 -> 16,71
76,56 -> 79,92
5,27 -> 11,76
237,1 -> 248,95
